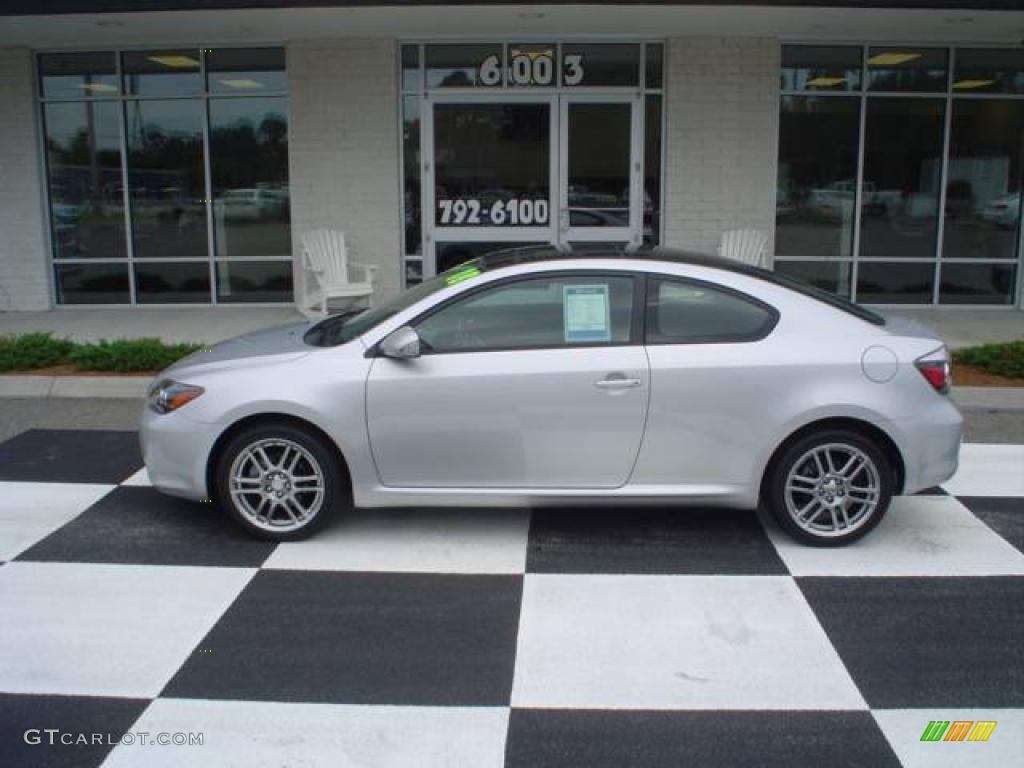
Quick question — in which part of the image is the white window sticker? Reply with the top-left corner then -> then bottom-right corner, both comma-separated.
563,284 -> 611,343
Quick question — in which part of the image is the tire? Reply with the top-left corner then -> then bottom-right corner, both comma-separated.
214,422 -> 347,541
766,429 -> 893,547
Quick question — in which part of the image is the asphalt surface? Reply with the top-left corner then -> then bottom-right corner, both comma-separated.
0,397 -> 1020,444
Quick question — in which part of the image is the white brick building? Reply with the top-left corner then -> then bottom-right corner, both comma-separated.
0,1 -> 1022,311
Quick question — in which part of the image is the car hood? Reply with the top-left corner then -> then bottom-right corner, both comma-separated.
165,321 -> 316,376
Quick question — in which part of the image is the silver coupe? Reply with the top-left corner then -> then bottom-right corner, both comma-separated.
140,247 -> 963,546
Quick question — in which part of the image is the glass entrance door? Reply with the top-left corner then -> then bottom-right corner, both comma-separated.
559,95 -> 642,247
427,94 -> 556,274
424,93 -> 642,276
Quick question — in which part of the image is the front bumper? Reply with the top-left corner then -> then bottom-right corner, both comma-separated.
139,403 -> 218,501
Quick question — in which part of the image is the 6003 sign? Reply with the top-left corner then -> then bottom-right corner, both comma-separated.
438,198 -> 550,226
478,51 -> 584,87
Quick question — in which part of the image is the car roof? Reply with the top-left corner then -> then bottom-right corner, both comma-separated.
471,243 -> 769,281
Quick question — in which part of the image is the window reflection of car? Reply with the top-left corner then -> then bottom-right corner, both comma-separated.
215,188 -> 289,221
51,203 -> 80,254
569,209 -> 629,227
806,180 -> 899,220
977,192 -> 1021,229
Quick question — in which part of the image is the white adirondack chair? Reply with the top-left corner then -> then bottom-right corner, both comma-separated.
298,229 -> 376,317
718,229 -> 770,268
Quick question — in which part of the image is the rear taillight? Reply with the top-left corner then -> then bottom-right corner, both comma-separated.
915,351 -> 951,394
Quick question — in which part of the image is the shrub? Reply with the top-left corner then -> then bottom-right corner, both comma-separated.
0,333 -> 74,372
953,340 -> 1024,380
68,338 -> 203,373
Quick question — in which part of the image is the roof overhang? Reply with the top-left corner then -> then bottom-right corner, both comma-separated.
1,3 -> 1022,47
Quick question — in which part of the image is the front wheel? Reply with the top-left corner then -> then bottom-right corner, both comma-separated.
214,423 -> 346,541
766,430 -> 893,547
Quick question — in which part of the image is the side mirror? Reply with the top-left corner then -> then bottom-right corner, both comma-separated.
378,325 -> 421,359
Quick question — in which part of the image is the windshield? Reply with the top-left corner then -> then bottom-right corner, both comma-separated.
303,261 -> 486,347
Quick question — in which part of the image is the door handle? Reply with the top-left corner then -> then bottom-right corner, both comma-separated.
595,375 -> 642,390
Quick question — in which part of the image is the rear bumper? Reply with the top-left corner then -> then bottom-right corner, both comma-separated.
894,397 -> 963,495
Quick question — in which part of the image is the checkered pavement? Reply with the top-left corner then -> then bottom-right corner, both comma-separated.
0,428 -> 1021,767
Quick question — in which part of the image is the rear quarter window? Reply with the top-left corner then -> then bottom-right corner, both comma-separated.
645,277 -> 777,344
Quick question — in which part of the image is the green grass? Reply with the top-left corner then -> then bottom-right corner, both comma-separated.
0,333 -> 202,374
953,340 -> 1024,380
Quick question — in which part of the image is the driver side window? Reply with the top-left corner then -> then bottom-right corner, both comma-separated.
415,274 -> 634,353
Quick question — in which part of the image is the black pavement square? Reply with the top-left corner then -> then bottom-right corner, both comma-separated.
959,497 -> 1024,554
799,576 -> 1024,708
17,487 -> 276,568
527,506 -> 787,574
0,429 -> 141,484
163,570 -> 522,706
504,709 -> 901,768
0,693 -> 148,768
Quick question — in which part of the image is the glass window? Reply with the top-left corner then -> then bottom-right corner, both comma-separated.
54,263 -> 130,304
135,261 -> 211,304
643,95 -> 662,245
567,102 -> 630,227
943,99 -> 1024,261
433,103 -> 550,228
401,44 -> 420,91
39,52 -> 118,98
425,44 -> 503,88
774,260 -> 853,298
43,101 -> 127,260
866,47 -> 947,92
939,263 -> 1016,305
561,44 -> 639,87
125,100 -> 208,258
402,96 -> 422,256
123,49 -> 202,96
953,49 -> 1024,95
206,47 -> 286,93
859,98 -> 945,258
507,44 -> 556,87
781,45 -> 862,92
209,97 -> 290,257
216,260 -> 293,303
645,43 -> 664,90
415,275 -> 635,353
776,96 -> 860,257
856,262 -> 935,304
645,278 -> 775,344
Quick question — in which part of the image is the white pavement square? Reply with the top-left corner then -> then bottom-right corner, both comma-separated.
765,495 -> 1024,577
511,574 -> 866,711
0,481 -> 113,561
873,709 -> 1024,768
263,508 -> 531,574
0,562 -> 254,698
102,699 -> 509,768
942,443 -> 1024,498
120,468 -> 151,487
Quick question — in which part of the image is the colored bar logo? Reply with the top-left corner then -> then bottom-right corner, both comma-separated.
920,720 -> 997,742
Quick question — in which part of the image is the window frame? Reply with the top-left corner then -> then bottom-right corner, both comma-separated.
399,269 -> 644,356
642,273 -> 780,346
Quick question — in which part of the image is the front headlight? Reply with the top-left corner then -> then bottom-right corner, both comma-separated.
147,379 -> 205,414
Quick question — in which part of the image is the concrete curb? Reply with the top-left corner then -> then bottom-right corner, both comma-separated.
1,374 -> 1021,409
0,374 -> 150,399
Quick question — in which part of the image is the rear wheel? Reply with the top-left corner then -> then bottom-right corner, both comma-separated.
767,429 -> 893,547
214,423 -> 346,541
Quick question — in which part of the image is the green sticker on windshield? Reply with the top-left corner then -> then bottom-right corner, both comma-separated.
445,267 -> 481,286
